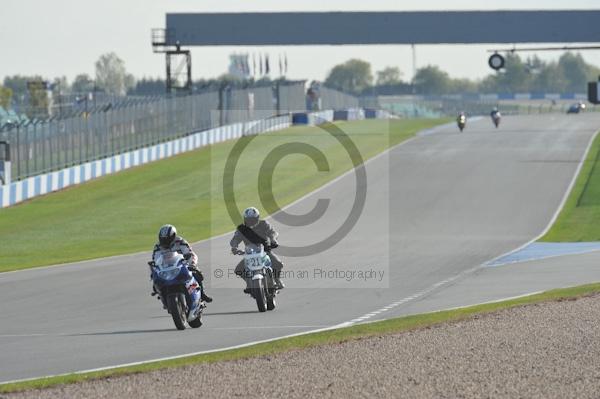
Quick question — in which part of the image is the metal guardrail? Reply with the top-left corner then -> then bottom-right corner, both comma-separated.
0,84 -> 358,181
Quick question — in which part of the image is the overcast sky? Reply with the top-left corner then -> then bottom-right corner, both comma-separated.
1,0 -> 599,84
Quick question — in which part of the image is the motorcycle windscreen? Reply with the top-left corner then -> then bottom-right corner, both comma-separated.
156,250 -> 184,268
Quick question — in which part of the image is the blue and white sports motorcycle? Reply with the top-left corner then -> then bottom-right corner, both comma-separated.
233,243 -> 277,312
148,251 -> 205,330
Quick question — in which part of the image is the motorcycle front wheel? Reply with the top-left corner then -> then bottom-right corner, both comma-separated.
252,279 -> 267,312
167,293 -> 187,330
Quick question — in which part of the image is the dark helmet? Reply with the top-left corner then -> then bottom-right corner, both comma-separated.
158,224 -> 177,248
243,207 -> 260,228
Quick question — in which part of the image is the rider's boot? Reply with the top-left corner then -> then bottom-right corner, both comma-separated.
273,270 -> 285,290
243,278 -> 251,294
201,292 -> 213,303
192,270 -> 213,303
200,283 -> 213,303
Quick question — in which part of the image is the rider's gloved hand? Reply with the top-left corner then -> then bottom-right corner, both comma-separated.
231,247 -> 238,255
270,241 -> 279,249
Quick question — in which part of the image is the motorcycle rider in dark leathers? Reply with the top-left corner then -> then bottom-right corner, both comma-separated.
151,224 -> 212,303
230,207 -> 285,293
490,107 -> 501,119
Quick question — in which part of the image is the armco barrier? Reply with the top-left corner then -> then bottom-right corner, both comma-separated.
292,110 -> 334,126
0,109 -> 388,208
291,113 -> 309,125
0,116 -> 290,208
308,110 -> 334,125
333,110 -> 348,121
333,108 -> 367,121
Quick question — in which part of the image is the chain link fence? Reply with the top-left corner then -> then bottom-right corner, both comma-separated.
0,82 -> 357,181
320,86 -> 360,110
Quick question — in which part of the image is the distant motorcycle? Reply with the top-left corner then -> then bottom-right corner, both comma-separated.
148,251 -> 205,330
233,243 -> 278,312
457,114 -> 467,132
491,112 -> 501,128
567,102 -> 586,114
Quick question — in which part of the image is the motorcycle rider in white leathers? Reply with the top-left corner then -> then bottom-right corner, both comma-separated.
151,224 -> 212,303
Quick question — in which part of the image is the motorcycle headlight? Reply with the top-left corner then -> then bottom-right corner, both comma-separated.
158,267 -> 179,280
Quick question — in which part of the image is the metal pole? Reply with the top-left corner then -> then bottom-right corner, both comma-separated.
33,123 -> 38,174
79,112 -> 83,163
16,126 -> 21,179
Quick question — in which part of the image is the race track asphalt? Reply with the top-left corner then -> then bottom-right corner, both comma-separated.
1,114 -> 599,382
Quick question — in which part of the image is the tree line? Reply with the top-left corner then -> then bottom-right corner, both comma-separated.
324,52 -> 600,96
1,53 -> 136,118
2,51 -> 598,119
0,52 -> 298,118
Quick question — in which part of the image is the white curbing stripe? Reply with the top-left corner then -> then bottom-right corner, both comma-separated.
40,174 -> 47,195
0,115 -> 312,208
27,178 -> 34,200
15,181 -> 22,203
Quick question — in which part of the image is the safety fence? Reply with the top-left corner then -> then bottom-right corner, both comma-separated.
0,107 -> 389,208
0,83 -> 357,182
0,115 -> 289,208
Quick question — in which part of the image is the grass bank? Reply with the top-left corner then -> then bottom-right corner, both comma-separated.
0,119 -> 447,272
541,130 -> 600,241
1,282 -> 598,394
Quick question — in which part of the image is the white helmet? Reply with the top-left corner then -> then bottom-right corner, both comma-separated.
243,207 -> 260,228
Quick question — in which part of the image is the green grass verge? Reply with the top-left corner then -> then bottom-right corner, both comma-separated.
0,119 -> 448,272
541,130 -> 600,241
1,281 -> 598,394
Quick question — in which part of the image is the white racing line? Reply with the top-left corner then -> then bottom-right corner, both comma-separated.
343,270 -> 477,326
0,288 -> 544,386
1,120 -> 595,386
342,126 -> 599,327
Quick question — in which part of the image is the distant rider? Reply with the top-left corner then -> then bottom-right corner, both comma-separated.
151,224 -> 212,302
490,107 -> 501,119
230,207 -> 285,292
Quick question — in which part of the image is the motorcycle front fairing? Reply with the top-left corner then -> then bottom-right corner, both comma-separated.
152,253 -> 200,311
244,245 -> 272,280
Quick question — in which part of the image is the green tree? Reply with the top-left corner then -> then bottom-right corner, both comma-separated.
3,75 -> 41,106
558,52 -> 589,93
72,74 -> 95,93
413,65 -> 451,94
376,66 -> 403,85
324,59 -> 373,94
531,63 -> 566,93
497,53 -> 532,93
479,53 -> 532,93
95,52 -> 135,96
27,79 -> 50,119
128,77 -> 165,96
0,86 -> 12,109
449,78 -> 479,94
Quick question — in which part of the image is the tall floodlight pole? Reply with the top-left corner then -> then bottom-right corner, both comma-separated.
411,44 -> 417,94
